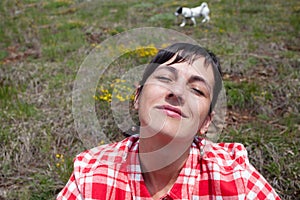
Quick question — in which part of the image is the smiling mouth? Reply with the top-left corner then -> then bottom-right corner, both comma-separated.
157,105 -> 187,118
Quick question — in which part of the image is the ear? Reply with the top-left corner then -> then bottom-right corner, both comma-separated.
199,111 -> 215,135
177,7 -> 182,14
133,86 -> 142,110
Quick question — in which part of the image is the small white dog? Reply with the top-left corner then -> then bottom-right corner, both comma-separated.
174,2 -> 210,27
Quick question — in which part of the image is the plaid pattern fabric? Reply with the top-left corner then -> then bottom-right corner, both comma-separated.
57,135 -> 280,200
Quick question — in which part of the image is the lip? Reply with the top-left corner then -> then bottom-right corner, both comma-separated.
156,105 -> 187,118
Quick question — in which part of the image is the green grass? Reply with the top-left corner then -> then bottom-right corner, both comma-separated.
0,85 -> 37,119
224,80 -> 260,109
0,0 -> 299,199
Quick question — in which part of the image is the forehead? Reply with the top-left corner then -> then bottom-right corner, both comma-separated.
157,56 -> 212,75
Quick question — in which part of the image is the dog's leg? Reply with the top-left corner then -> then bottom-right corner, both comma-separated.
202,16 -> 210,23
191,17 -> 197,26
180,18 -> 186,27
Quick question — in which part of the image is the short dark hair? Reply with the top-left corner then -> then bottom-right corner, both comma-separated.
139,43 -> 222,113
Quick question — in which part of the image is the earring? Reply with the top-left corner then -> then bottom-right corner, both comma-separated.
131,125 -> 137,132
200,137 -> 206,157
123,125 -> 139,137
199,127 -> 209,135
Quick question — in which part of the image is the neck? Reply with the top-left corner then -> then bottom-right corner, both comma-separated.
141,163 -> 184,199
139,136 -> 191,198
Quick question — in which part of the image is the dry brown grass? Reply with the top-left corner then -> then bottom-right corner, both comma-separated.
0,0 -> 299,199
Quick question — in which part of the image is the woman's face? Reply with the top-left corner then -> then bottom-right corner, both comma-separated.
135,56 -> 215,143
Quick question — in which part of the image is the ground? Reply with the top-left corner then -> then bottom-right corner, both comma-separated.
0,0 -> 299,199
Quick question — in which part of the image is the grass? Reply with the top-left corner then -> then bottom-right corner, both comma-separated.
0,0 -> 299,199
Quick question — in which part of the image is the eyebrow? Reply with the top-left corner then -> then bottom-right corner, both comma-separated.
155,65 -> 178,79
189,75 -> 212,93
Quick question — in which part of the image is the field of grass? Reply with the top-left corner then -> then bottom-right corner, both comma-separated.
0,0 -> 299,199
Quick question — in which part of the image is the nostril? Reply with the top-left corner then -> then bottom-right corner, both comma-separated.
166,92 -> 184,106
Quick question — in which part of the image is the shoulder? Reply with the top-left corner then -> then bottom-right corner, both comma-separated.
193,138 -> 281,199
207,142 -> 248,160
194,138 -> 249,171
74,135 -> 139,173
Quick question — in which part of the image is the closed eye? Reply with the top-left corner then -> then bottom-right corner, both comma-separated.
192,88 -> 206,96
156,76 -> 172,83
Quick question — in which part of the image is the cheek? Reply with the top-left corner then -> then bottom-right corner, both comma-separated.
189,98 -> 211,120
140,84 -> 166,101
136,86 -> 158,114
137,85 -> 167,122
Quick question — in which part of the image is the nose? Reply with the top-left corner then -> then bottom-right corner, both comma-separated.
166,83 -> 185,106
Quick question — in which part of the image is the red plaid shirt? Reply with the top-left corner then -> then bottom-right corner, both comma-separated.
57,135 -> 280,200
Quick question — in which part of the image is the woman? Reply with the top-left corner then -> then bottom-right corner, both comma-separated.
57,43 -> 280,199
